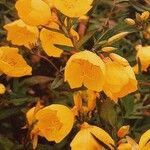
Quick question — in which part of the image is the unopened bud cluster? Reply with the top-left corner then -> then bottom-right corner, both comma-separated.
125,11 -> 150,30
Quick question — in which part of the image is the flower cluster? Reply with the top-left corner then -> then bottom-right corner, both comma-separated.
27,102 -> 150,149
1,0 -> 150,150
4,0 -> 90,57
65,51 -> 137,102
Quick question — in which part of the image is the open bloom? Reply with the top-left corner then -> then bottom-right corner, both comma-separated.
65,50 -> 105,92
15,0 -> 51,26
53,0 -> 93,18
26,104 -> 74,148
70,122 -> 115,150
40,22 -> 78,57
0,46 -> 32,77
4,19 -> 39,48
103,53 -> 137,102
139,129 -> 150,150
133,45 -> 150,73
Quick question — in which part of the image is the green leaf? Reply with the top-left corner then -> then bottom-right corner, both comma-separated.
98,99 -> 117,127
54,44 -> 73,51
116,0 -> 129,3
129,0 -> 150,12
36,144 -> 55,150
0,107 -> 20,120
51,77 -> 64,90
121,95 -> 135,117
0,135 -> 14,150
20,76 -> 53,86
121,95 -> 143,119
77,29 -> 97,49
10,97 -> 38,106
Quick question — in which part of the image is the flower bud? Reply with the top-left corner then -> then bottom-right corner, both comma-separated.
125,18 -> 135,26
135,44 -> 142,51
87,90 -> 99,111
146,26 -> 150,33
109,53 -> 129,66
117,125 -> 130,138
140,11 -> 150,21
78,15 -> 89,23
73,92 -> 82,111
0,83 -> 6,94
107,32 -> 129,44
101,46 -> 117,52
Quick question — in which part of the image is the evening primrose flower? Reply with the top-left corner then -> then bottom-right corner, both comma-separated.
0,46 -> 32,77
103,53 -> 137,102
26,104 -> 74,148
15,0 -> 51,26
53,0 -> 93,18
40,22 -> 78,57
4,19 -> 39,48
70,122 -> 115,150
65,50 -> 105,92
139,129 -> 150,150
134,45 -> 150,73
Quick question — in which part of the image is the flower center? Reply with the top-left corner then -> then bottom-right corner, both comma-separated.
36,109 -> 63,139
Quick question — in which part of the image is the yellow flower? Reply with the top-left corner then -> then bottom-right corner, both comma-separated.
4,19 -> 39,48
117,143 -> 132,150
42,0 -> 54,8
0,83 -> 6,94
103,53 -> 137,102
139,129 -> 150,150
26,104 -> 74,145
15,0 -> 51,26
65,50 -> 105,92
40,22 -> 76,57
0,46 -> 32,77
126,136 -> 139,149
53,0 -> 93,18
134,45 -> 150,73
70,122 -> 115,150
120,129 -> 150,150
